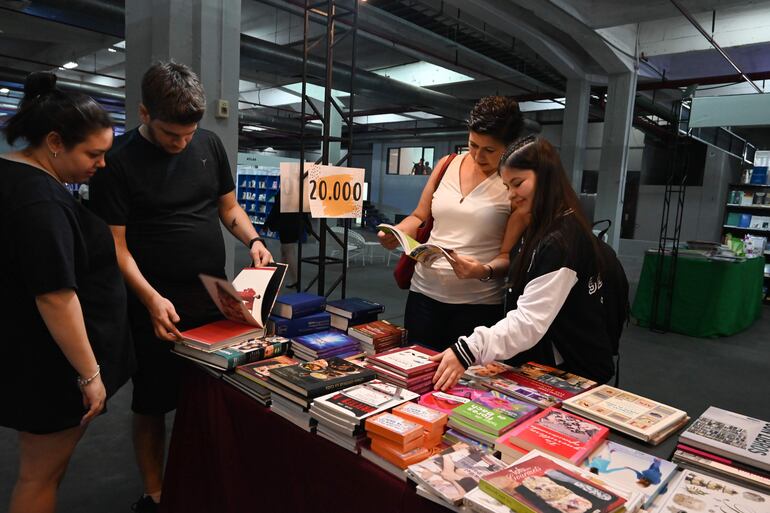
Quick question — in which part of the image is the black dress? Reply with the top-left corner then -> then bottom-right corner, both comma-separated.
0,159 -> 135,434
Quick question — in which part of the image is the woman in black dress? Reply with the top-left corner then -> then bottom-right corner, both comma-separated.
1,73 -> 134,513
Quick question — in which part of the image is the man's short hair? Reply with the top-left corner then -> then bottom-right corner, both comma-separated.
141,61 -> 206,124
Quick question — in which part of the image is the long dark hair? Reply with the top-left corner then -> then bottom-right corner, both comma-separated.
501,136 -> 603,293
2,72 -> 112,148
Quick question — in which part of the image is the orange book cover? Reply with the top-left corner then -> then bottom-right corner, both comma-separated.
369,432 -> 425,454
371,440 -> 430,469
365,412 -> 424,445
392,402 -> 448,434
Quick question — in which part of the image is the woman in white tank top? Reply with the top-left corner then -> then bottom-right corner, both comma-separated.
378,97 -> 529,351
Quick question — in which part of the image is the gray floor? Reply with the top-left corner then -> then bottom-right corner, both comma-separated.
1,244 -> 769,512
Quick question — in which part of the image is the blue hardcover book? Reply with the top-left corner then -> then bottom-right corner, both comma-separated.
269,311 -> 331,338
750,166 -> 768,185
326,298 -> 385,320
291,329 -> 360,354
739,214 -> 752,228
273,292 -> 326,319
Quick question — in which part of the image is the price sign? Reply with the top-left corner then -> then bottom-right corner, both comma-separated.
280,162 -> 365,218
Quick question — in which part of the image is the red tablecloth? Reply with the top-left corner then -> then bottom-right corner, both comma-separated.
160,364 -> 448,513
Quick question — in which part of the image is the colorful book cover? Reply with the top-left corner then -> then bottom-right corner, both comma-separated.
562,385 -> 687,442
502,407 -> 609,464
452,393 -> 539,435
680,406 -> 770,472
268,356 -> 375,398
272,292 -> 325,319
406,442 -> 506,505
313,380 -> 418,420
236,355 -> 298,383
654,469 -> 768,513
326,297 -> 385,319
366,345 -> 439,377
479,454 -> 626,513
393,402 -> 448,430
291,329 -> 360,354
510,363 -> 597,395
268,311 -> 330,338
180,319 -> 261,352
464,361 -> 515,382
365,412 -> 424,444
348,320 -> 406,343
582,441 -> 678,509
488,363 -> 597,409
419,386 -> 486,415
174,335 -> 289,370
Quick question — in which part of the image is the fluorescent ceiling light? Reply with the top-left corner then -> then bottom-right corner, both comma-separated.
519,98 -> 566,112
242,125 -> 266,132
108,48 -> 117,53
0,88 -> 9,94
372,61 -> 473,87
113,40 -> 125,49
353,114 -> 412,124
62,61 -> 78,69
403,111 -> 441,120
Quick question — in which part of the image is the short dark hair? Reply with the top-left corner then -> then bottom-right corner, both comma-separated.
141,61 -> 206,124
2,72 -> 112,148
467,96 -> 523,145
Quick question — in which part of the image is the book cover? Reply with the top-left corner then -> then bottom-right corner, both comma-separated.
348,320 -> 406,344
377,223 -> 455,266
502,407 -> 609,464
268,311 -> 330,338
291,329 -> 360,354
406,442 -> 506,505
325,297 -> 385,319
272,292 -> 326,319
464,361 -> 515,382
562,385 -> 687,442
479,454 -> 626,513
268,357 -> 376,398
739,213 -> 752,228
673,448 -> 770,492
487,363 -> 597,409
330,311 -> 379,331
393,402 -> 448,432
680,406 -> 770,472
419,386 -> 486,415
366,345 -> 439,378
726,212 -> 741,226
173,335 -> 289,370
365,412 -> 424,444
235,355 -> 298,383
452,393 -> 539,435
313,380 -> 418,420
180,319 -> 261,352
654,469 -> 768,513
582,440 -> 678,509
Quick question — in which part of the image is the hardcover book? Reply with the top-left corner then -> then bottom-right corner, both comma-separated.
325,297 -> 385,319
268,356 -> 375,398
179,320 -> 263,353
348,320 -> 407,344
330,311 -> 379,331
680,406 -> 770,472
173,335 -> 290,370
268,311 -> 330,338
272,292 -> 325,319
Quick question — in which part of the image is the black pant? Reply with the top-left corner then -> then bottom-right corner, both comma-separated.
404,291 -> 503,352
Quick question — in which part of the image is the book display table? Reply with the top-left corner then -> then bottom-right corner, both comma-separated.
160,364 -> 447,513
632,252 -> 764,337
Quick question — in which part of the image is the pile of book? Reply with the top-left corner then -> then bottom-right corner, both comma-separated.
447,390 -> 538,448
173,334 -> 291,372
263,356 -> 376,431
673,406 -> 770,492
309,379 -> 418,454
222,355 -> 297,405
365,413 -> 433,473
326,297 -> 384,331
562,384 -> 689,445
267,292 -> 330,338
290,329 -> 362,362
365,345 -> 439,394
348,320 -> 407,355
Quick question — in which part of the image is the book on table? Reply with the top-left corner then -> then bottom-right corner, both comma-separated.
450,392 -> 539,443
325,297 -> 384,319
271,292 -> 325,319
377,223 -> 455,266
268,356 -> 376,398
672,445 -> 770,492
561,384 -> 688,444
653,469 -> 769,513
290,329 -> 361,360
484,361 -> 597,409
329,311 -> 379,331
267,311 -> 330,338
172,335 -> 290,371
180,263 -> 287,352
235,355 -> 298,388
419,384 -> 487,415
347,320 -> 407,354
366,345 -> 439,378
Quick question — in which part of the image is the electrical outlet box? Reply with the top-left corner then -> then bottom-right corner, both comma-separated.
215,99 -> 229,119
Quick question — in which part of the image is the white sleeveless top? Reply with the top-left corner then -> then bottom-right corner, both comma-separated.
411,154 -> 512,304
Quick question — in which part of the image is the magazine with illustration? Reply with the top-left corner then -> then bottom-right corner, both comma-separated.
377,223 -> 455,266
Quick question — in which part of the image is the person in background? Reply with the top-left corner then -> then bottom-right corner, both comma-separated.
430,136 -> 617,389
89,61 -> 272,513
378,96 -> 528,351
411,157 -> 426,175
0,72 -> 134,513
265,192 -> 308,288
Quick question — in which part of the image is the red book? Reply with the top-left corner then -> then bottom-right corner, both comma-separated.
181,320 -> 261,353
498,407 -> 608,465
366,345 -> 438,378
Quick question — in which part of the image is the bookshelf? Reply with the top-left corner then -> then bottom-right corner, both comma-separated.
236,164 -> 280,239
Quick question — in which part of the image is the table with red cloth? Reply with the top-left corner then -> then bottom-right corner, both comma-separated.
160,364 -> 448,513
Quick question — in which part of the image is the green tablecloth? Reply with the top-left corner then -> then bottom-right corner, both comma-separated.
632,253 -> 764,337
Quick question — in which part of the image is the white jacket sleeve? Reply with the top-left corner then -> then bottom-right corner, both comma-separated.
451,267 -> 577,368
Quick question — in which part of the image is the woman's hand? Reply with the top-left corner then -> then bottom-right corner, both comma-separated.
80,374 -> 106,425
446,251 -> 487,280
377,230 -> 400,250
430,350 -> 465,391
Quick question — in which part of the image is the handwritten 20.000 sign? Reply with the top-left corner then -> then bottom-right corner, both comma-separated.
280,163 -> 365,218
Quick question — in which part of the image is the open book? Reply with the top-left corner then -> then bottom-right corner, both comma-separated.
377,224 -> 454,266
180,263 -> 288,352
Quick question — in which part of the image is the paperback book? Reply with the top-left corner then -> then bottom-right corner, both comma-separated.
377,223 -> 455,266
419,386 -> 486,415
486,362 -> 597,409
451,392 -> 539,436
653,469 -> 768,513
312,379 -> 419,424
672,446 -> 770,492
366,345 -> 439,378
290,329 -> 361,359
173,335 -> 290,371
268,356 -> 376,398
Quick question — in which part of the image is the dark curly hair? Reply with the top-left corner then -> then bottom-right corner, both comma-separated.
141,61 -> 206,124
467,96 -> 523,145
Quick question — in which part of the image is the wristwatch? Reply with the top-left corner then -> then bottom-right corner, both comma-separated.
248,236 -> 264,249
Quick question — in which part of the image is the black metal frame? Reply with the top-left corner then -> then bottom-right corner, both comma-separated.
295,0 -> 359,298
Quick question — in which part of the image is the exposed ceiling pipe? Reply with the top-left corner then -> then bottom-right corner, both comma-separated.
0,66 -> 124,101
637,70 -> 770,91
238,110 -> 320,134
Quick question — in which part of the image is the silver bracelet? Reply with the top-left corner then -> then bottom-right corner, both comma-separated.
479,264 -> 494,282
77,365 -> 101,388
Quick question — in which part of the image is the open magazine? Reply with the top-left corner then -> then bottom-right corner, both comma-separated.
377,224 -> 454,266
199,262 -> 288,329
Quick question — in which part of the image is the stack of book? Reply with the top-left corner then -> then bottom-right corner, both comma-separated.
326,297 -> 384,331
290,329 -> 362,362
309,379 -> 418,454
478,361 -> 597,409
447,391 -> 539,447
475,450 -> 639,513
265,356 -> 376,431
365,345 -> 439,394
495,407 -> 608,465
348,320 -> 407,355
392,402 -> 448,449
654,468 -> 768,513
267,292 -> 330,338
581,440 -> 679,509
365,412 -> 432,472
562,384 -> 689,445
673,406 -> 770,491
406,442 -> 506,507
223,355 -> 298,405
173,335 -> 290,371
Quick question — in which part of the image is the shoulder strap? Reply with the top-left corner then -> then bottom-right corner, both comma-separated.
432,153 -> 457,192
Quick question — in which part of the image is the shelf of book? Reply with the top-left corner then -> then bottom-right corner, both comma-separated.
237,165 -> 280,239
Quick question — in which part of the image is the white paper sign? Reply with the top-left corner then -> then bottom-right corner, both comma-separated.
280,162 -> 365,218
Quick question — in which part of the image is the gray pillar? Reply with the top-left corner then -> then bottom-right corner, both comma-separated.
126,0 -> 242,277
560,78 -> 590,193
595,72 -> 637,249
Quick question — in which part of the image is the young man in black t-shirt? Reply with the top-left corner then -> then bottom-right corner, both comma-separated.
90,61 -> 272,513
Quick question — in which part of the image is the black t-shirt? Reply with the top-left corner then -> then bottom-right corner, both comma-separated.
89,128 -> 235,320
0,159 -> 135,432
506,215 -> 615,383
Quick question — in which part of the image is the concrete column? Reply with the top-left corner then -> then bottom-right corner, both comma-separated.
560,78 -> 591,193
595,71 -> 638,249
125,0 -> 242,277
